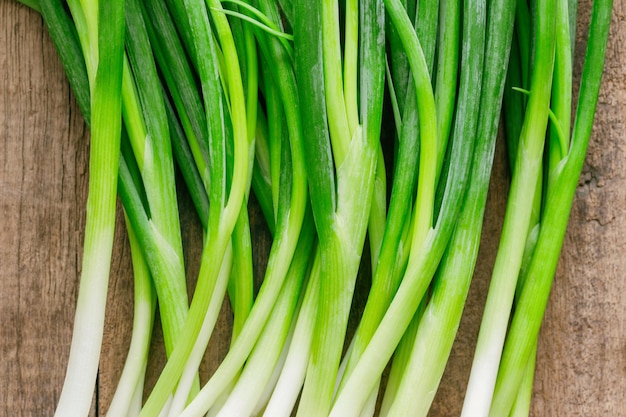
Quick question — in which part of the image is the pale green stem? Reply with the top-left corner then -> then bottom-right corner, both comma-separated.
460,0 -> 556,414
344,0 -> 359,135
106,218 -> 155,417
322,0 -> 352,165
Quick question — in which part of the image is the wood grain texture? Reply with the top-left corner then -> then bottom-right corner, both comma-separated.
0,2 -> 92,415
1,0 -> 624,416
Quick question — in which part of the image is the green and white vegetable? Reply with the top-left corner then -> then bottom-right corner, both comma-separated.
12,0 -> 614,416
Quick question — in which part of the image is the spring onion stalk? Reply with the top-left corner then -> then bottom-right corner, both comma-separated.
292,0 -> 385,415
329,0 -> 439,412
44,0 -> 194,385
501,11 -> 545,275
106,218 -> 156,417
137,0 -> 249,413
212,215 -> 316,417
344,0 -> 386,274
169,4 -> 261,410
261,250 -> 322,417
378,0 -> 460,402
385,0 -> 411,118
378,294 -> 429,417
165,243 -> 234,417
488,0 -> 612,415
507,344 -> 537,417
251,110 -> 277,233
331,0 -> 516,413
380,0 -> 444,389
377,0 -> 486,414
50,0 -> 125,415
336,7 -> 424,394
37,0 -> 90,120
123,0 -> 190,359
433,0 -> 461,177
548,0 -> 573,179
142,0 -> 211,188
486,4 -> 545,415
490,1 -> 574,416
176,24 -> 308,417
164,94 -> 210,228
460,0 -> 557,414
480,71 -> 531,417
340,0 -> 389,284
33,4 -> 192,414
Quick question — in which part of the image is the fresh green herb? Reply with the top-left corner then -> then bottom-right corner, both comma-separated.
17,1 -> 613,416
50,1 -> 126,416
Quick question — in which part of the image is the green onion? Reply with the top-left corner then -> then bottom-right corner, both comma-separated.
378,0 -> 486,414
51,1 -> 126,416
141,0 -> 211,190
123,0 -> 189,359
137,0 -> 250,413
488,0 -> 613,415
292,0 -> 385,415
378,0 -> 461,405
262,249 -> 323,417
331,0 -> 515,412
212,214 -> 316,417
105,218 -> 155,417
170,3 -> 310,414
19,2 -> 613,415
461,0 -> 557,413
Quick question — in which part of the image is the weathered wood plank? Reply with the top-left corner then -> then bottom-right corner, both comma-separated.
1,0 -> 624,416
531,0 -> 626,414
0,2 -> 94,416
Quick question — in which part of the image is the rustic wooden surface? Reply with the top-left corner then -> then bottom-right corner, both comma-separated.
1,1 -> 624,416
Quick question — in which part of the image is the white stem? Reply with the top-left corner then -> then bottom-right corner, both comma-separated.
168,244 -> 234,417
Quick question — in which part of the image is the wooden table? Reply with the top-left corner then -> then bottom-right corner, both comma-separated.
1,1 -> 624,415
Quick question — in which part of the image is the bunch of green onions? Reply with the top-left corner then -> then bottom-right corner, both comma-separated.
16,0 -> 612,416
